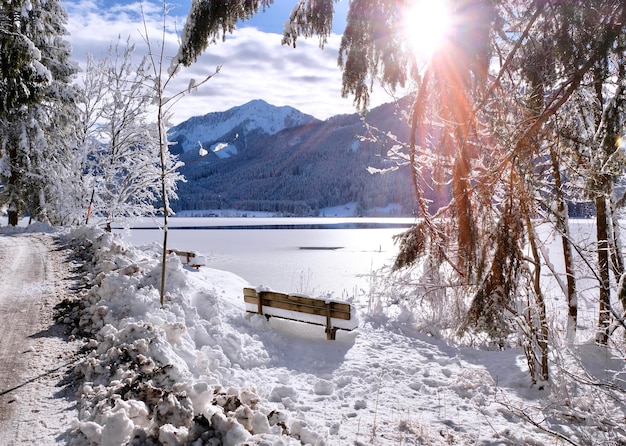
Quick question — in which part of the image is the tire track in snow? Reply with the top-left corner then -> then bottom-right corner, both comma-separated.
0,233 -> 80,445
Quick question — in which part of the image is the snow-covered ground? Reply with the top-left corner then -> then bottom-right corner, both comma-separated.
1,223 -> 625,445
0,228 -> 82,445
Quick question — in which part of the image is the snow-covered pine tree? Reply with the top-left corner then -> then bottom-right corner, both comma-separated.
28,0 -> 82,225
0,0 -> 80,226
0,0 -> 49,225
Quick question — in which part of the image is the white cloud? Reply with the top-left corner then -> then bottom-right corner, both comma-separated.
65,0 -> 396,124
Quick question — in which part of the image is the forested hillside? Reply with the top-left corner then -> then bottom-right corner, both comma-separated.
171,98 -> 447,216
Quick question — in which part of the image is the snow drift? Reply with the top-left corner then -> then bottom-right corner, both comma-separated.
62,227 -> 309,445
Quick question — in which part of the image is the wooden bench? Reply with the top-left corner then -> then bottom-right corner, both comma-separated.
243,287 -> 357,340
167,249 -> 206,269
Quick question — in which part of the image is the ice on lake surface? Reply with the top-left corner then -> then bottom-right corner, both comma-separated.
119,217 -> 414,297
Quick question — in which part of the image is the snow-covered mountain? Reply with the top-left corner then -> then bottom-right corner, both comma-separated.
168,99 -> 318,154
170,97 -> 437,216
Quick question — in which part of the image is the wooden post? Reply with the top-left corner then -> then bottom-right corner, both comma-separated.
325,302 -> 332,340
257,291 -> 263,316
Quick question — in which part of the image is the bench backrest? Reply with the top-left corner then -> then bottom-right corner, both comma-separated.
243,287 -> 351,320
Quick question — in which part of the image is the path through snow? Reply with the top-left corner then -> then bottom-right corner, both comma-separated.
0,232 -> 81,445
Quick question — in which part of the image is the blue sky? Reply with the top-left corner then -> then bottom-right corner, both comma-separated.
64,0 -> 390,124
95,0 -> 350,33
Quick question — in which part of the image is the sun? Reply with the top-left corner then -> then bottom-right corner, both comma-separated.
402,0 -> 453,61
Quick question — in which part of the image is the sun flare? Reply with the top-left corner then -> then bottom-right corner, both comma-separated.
402,0 -> 452,61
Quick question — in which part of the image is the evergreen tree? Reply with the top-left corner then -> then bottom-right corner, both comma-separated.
27,0 -> 81,225
0,0 -> 80,225
0,0 -> 50,225
175,0 -> 274,66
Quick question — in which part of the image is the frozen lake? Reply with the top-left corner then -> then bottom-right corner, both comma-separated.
117,217 -> 414,298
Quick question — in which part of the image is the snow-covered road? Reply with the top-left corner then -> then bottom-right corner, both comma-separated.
0,232 -> 80,445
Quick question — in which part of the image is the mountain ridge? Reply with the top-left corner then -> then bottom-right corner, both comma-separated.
168,99 -> 318,155
170,97 -> 443,217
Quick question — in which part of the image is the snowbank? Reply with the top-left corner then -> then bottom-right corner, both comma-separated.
61,226 -> 321,445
